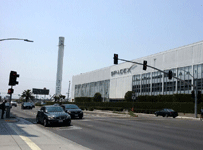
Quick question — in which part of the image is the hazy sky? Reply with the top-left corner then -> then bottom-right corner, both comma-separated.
0,0 -> 203,99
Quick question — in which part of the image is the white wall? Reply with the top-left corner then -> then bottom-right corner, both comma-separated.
71,41 -> 203,100
71,67 -> 111,100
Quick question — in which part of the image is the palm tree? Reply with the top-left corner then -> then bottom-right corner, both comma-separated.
21,89 -> 34,102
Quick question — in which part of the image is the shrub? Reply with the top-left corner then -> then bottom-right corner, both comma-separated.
124,91 -> 133,102
93,93 -> 102,102
88,107 -> 94,111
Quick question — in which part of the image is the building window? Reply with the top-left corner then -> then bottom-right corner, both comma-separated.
141,73 -> 151,94
132,75 -> 141,96
194,64 -> 203,91
177,66 -> 192,94
152,71 -> 162,95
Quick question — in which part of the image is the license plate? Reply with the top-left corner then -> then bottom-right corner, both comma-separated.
75,114 -> 78,117
59,120 -> 63,123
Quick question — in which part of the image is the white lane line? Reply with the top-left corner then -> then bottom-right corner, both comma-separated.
56,126 -> 82,130
7,123 -> 41,150
19,135 -> 41,150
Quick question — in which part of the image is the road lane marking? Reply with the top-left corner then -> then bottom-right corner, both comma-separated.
19,135 -> 41,150
7,123 -> 41,150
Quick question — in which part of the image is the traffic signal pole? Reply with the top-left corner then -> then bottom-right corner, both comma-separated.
115,57 -> 198,118
6,93 -> 12,118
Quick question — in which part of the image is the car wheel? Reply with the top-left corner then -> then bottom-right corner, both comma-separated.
173,116 -> 176,118
162,115 -> 165,117
36,117 -> 40,124
66,121 -> 71,126
79,116 -> 83,119
43,119 -> 48,127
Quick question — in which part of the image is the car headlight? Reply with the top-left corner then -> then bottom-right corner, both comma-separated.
66,110 -> 71,114
66,115 -> 71,119
48,116 -> 55,120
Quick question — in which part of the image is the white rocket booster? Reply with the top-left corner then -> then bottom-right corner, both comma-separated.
55,37 -> 65,96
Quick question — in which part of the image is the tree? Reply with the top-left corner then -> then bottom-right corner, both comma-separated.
53,95 -> 60,102
124,91 -> 133,102
93,93 -> 102,102
21,89 -> 34,102
53,94 -> 65,102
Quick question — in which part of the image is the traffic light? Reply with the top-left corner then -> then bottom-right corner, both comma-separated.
191,90 -> 195,99
143,60 -> 147,70
168,70 -> 173,80
114,54 -> 118,65
8,88 -> 14,94
9,71 -> 19,86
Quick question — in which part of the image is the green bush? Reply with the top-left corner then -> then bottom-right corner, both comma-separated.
35,102 -> 42,106
124,91 -> 133,102
88,107 -> 94,111
75,97 -> 92,102
93,93 -> 102,102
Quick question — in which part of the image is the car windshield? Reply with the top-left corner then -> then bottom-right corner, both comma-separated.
46,107 -> 64,112
24,102 -> 32,106
65,105 -> 79,109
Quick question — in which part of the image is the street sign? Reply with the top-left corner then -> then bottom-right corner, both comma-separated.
32,88 -> 49,95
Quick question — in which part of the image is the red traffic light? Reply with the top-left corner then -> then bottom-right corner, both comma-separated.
9,71 -> 19,86
114,54 -> 118,65
8,88 -> 14,94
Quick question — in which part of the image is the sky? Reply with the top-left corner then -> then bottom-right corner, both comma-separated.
0,0 -> 203,99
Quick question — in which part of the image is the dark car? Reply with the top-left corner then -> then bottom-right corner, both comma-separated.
36,105 -> 71,127
61,104 -> 83,119
155,109 -> 178,118
21,102 -> 33,109
28,102 -> 35,108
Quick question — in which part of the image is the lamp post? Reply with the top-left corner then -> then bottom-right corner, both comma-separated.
1,38 -> 33,118
0,38 -> 33,42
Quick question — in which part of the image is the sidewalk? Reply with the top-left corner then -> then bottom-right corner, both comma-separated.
0,110 -> 90,150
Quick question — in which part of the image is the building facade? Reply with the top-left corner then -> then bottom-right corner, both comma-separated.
71,41 -> 203,102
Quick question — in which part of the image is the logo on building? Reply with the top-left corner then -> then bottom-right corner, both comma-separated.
111,64 -> 137,77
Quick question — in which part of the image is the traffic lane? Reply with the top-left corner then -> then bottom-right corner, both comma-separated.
11,105 -> 203,132
45,116 -> 203,150
11,106 -> 203,150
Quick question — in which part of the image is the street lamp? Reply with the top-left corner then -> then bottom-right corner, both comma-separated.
1,38 -> 33,118
0,38 -> 33,42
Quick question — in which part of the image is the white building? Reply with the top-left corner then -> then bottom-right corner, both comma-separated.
71,41 -> 203,102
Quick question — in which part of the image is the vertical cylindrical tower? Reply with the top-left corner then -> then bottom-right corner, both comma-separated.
55,37 -> 65,96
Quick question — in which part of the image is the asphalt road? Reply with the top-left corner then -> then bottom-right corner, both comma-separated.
11,105 -> 203,150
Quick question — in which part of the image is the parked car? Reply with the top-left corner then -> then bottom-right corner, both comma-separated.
21,102 -> 33,109
36,105 -> 71,127
155,109 -> 178,118
61,104 -> 83,119
5,102 -> 12,109
28,102 -> 35,108
11,101 -> 17,107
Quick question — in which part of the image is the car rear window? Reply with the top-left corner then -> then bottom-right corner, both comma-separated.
46,107 -> 64,112
65,105 -> 79,109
